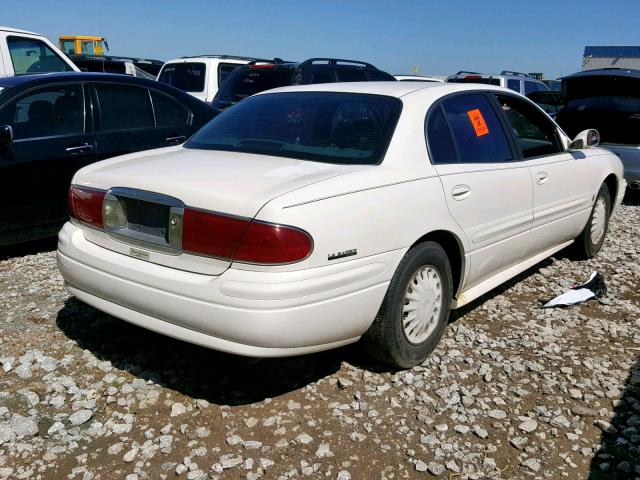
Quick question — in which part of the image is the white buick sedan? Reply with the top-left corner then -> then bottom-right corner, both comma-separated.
57,82 -> 626,367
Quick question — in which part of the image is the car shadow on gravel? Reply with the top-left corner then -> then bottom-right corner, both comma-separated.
55,297 -> 374,406
623,189 -> 640,206
588,356 -> 640,479
0,236 -> 57,261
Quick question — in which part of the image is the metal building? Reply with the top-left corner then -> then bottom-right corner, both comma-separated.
582,46 -> 640,71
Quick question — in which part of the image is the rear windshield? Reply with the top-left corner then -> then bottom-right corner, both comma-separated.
214,68 -> 294,104
158,62 -> 206,92
186,92 -> 402,165
448,77 -> 500,86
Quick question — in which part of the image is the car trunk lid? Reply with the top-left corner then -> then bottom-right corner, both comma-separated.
73,147 -> 366,275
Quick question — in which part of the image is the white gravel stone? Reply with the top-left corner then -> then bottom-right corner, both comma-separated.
10,415 -> 38,437
518,418 -> 538,433
69,409 -> 93,426
170,402 -> 187,417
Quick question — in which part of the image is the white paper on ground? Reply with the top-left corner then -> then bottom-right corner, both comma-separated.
543,288 -> 596,308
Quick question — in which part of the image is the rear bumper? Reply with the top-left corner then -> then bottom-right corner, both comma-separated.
57,222 -> 400,357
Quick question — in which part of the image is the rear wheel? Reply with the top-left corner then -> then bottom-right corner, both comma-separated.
363,242 -> 452,368
573,183 -> 611,259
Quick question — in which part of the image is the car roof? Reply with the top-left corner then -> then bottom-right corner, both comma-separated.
0,26 -> 41,36
258,81 -> 509,98
562,68 -> 640,80
165,55 -> 262,63
0,72 -> 163,89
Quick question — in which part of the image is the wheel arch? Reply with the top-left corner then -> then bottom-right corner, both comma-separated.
603,174 -> 618,212
410,230 -> 465,298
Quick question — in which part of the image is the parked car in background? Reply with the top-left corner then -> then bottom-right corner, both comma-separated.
527,90 -> 562,117
58,81 -> 624,368
0,26 -> 78,77
157,55 -> 268,102
446,71 -> 549,96
394,74 -> 443,82
0,72 -> 216,246
543,79 -> 561,92
555,68 -> 640,191
210,58 -> 396,114
59,34 -> 163,79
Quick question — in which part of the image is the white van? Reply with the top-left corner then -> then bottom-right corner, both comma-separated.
157,55 -> 264,103
0,26 -> 78,77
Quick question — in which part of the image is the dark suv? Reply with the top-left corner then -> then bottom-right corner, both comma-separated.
211,58 -> 396,114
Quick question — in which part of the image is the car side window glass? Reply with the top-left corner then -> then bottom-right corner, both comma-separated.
218,63 -> 240,87
151,90 -> 190,127
336,69 -> 367,82
441,94 -> 512,163
507,79 -> 520,93
496,94 -> 563,158
310,67 -> 335,84
524,81 -> 538,96
426,105 -> 457,164
96,84 -> 154,131
7,36 -> 73,75
1,85 -> 84,140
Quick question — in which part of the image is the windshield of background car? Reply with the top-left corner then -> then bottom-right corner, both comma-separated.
448,77 -> 500,86
158,62 -> 206,92
214,68 -> 295,104
186,92 -> 402,165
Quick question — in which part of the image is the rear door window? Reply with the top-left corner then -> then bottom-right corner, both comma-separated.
95,84 -> 155,131
507,79 -> 521,93
495,94 -> 563,158
524,81 -> 538,96
7,36 -> 73,75
150,90 -> 191,127
217,63 -> 241,87
158,62 -> 206,92
215,68 -> 295,104
309,67 -> 335,84
441,94 -> 513,163
335,69 -> 367,82
1,84 -> 84,140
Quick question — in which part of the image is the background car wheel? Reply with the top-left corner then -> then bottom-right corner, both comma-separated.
363,241 -> 452,369
573,183 -> 611,259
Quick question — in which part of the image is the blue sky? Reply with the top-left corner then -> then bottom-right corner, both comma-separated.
3,0 -> 639,78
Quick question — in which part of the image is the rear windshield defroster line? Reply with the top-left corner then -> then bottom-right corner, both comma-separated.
186,92 -> 403,165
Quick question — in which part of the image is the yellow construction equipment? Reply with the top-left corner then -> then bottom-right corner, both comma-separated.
58,35 -> 109,57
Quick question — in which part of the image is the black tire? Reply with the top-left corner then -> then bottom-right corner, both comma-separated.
363,241 -> 452,368
573,183 -> 611,259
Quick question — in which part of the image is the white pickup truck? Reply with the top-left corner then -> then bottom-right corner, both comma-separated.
0,26 -> 78,77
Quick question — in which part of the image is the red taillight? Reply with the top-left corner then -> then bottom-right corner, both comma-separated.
235,221 -> 313,264
249,64 -> 275,69
68,185 -> 105,229
182,209 -> 249,259
182,208 -> 313,264
465,75 -> 482,79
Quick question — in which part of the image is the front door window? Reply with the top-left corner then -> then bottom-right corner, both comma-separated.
0,85 -> 84,140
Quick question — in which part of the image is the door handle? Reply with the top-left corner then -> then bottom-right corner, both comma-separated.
451,184 -> 471,201
536,172 -> 549,185
166,135 -> 186,144
66,143 -> 93,155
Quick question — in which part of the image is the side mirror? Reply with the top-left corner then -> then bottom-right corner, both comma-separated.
570,129 -> 600,149
0,125 -> 13,146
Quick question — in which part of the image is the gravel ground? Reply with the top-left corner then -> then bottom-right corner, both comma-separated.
0,200 -> 638,480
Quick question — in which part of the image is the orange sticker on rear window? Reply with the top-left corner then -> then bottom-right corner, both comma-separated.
467,109 -> 490,137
